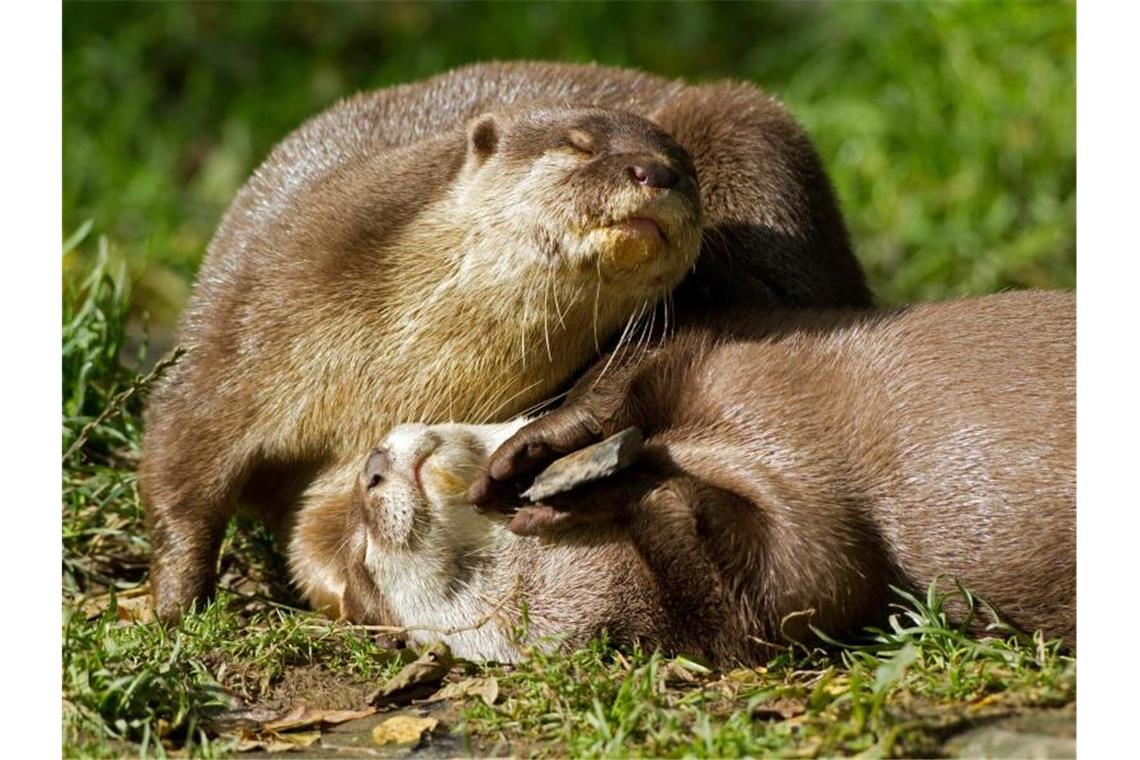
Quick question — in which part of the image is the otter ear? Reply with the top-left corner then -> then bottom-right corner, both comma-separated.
467,113 -> 500,164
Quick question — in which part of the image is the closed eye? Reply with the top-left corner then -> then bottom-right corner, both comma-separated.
564,129 -> 596,156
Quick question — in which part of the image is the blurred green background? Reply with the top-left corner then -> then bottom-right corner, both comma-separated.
63,1 -> 1075,332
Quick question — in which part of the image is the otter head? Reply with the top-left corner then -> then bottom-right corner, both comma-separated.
453,106 -> 702,295
353,420 -> 524,552
343,420 -> 531,660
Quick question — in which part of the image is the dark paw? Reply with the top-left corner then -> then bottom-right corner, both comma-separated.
468,408 -> 603,508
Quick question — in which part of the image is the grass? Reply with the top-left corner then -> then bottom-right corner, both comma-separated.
461,584 -> 1073,758
61,228 -> 1074,757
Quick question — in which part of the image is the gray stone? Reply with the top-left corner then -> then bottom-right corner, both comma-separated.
522,427 -> 644,502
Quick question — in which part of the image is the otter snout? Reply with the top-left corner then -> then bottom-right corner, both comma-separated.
628,161 -> 678,190
364,447 -> 392,490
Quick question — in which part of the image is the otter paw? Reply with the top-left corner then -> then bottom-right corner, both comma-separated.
468,408 -> 605,507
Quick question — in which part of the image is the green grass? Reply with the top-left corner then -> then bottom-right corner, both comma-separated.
62,3 -> 1076,756
461,584 -> 1073,758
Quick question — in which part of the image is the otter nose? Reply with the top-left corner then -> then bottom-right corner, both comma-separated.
364,447 -> 392,490
628,162 -> 678,190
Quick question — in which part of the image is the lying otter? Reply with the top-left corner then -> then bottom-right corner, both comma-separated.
142,62 -> 870,621
342,290 -> 1074,663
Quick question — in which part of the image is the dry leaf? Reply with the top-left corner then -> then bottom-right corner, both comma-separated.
432,676 -> 500,707
371,715 -> 439,745
82,588 -> 154,623
235,730 -> 321,752
261,703 -> 376,732
369,641 -> 455,706
672,655 -> 712,675
662,661 -> 696,685
726,668 -> 757,683
751,698 -> 806,722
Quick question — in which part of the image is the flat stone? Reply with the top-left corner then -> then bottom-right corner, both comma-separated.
945,708 -> 1076,759
522,427 -> 644,502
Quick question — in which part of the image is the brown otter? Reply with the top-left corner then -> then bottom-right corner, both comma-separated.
142,62 -> 870,622
342,290 -> 1074,663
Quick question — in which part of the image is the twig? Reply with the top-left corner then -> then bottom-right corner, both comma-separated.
778,608 -> 819,656
63,346 -> 187,464
296,585 -> 523,638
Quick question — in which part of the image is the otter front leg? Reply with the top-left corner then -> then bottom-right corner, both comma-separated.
505,466 -> 744,662
139,434 -> 245,622
468,358 -> 649,507
139,396 -> 253,619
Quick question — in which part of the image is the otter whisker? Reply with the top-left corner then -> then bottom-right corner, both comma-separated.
477,377 -> 545,426
589,301 -> 643,391
552,276 -> 568,330
592,255 -> 603,354
542,268 -> 553,364
468,351 -> 529,425
514,387 -> 571,420
468,347 -> 538,425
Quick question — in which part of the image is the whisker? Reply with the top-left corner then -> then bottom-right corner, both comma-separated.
542,268 -> 553,363
592,256 -> 603,354
589,301 -> 642,391
478,377 -> 545,425
514,387 -> 570,419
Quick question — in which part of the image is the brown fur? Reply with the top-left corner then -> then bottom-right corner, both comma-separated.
461,290 -> 1075,661
141,61 -> 870,621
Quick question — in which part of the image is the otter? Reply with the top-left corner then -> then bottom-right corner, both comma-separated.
342,290 -> 1074,663
142,62 -> 870,622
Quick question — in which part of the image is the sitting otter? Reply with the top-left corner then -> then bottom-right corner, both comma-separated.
142,62 -> 871,622
343,290 -> 1074,663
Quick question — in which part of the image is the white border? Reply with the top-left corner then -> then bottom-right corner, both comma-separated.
2,1 -> 63,754
1077,1 -> 1139,755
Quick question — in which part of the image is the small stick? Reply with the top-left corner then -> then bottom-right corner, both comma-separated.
63,346 -> 187,463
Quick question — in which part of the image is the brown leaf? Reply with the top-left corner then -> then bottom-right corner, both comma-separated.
371,715 -> 439,745
82,588 -> 154,623
235,730 -> 321,752
751,698 -> 806,722
369,641 -> 455,706
662,661 -> 696,686
432,676 -> 499,707
261,703 -> 376,732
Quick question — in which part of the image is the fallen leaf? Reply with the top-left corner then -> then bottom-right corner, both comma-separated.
662,661 -> 697,685
235,730 -> 321,752
82,588 -> 154,623
672,655 -> 712,675
968,693 -> 1004,712
262,703 -> 376,732
726,668 -> 757,683
432,676 -> 499,707
369,641 -> 455,706
751,698 -> 806,722
371,715 -> 439,745
208,704 -> 293,733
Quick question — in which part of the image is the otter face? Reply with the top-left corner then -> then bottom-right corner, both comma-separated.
456,107 -> 703,294
349,419 -> 529,661
356,419 -> 526,552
